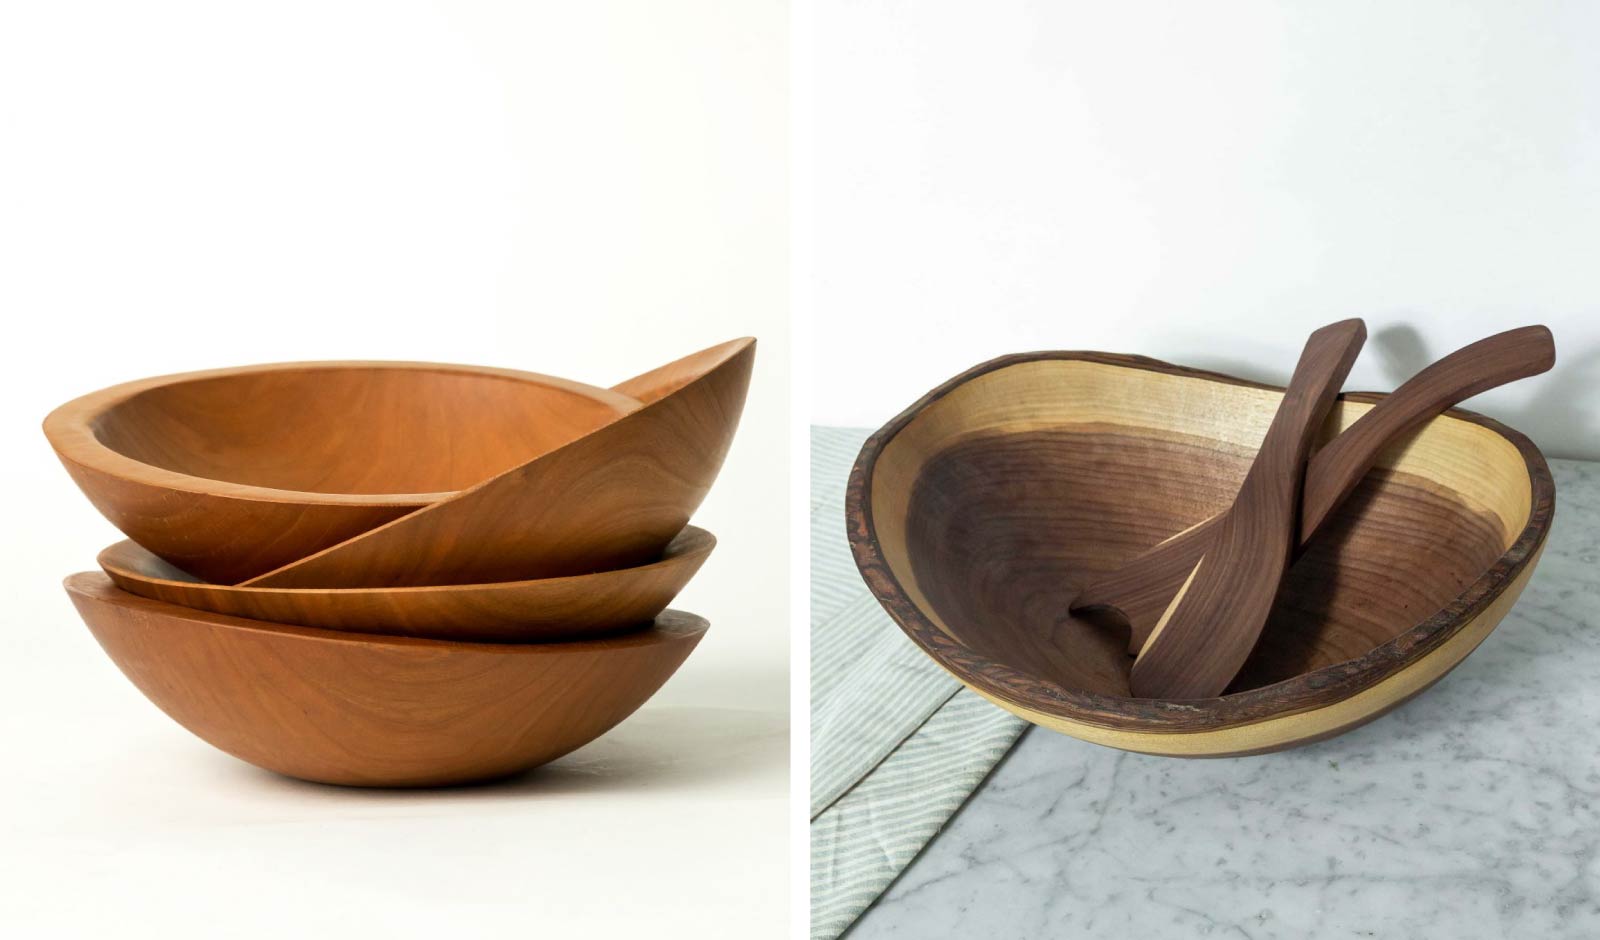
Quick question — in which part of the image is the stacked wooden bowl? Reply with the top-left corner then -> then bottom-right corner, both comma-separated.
46,339 -> 754,786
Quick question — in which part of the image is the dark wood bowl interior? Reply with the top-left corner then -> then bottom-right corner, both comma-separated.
907,427 -> 1508,697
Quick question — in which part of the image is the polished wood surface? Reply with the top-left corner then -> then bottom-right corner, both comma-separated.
97,527 -> 713,642
1074,325 -> 1556,654
1129,319 -> 1366,699
243,339 -> 755,588
65,572 -> 707,787
847,351 -> 1552,757
44,362 -> 637,584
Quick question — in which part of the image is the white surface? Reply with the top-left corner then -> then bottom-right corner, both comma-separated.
805,0 -> 1600,458
0,2 -> 788,937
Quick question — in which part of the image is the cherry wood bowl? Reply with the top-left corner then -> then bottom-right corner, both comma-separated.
44,362 -> 638,584
65,572 -> 707,787
847,352 -> 1554,758
95,526 -> 714,643
240,338 -> 756,588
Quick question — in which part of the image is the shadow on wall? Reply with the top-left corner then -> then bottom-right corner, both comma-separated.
1170,320 -> 1598,461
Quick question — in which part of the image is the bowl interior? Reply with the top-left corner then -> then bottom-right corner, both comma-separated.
90,365 -> 629,495
868,355 -> 1534,699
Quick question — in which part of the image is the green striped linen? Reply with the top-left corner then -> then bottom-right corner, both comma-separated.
809,426 -> 1027,939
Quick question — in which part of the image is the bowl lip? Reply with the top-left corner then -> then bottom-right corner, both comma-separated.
64,570 -> 709,652
96,525 -> 717,597
42,360 -> 642,508
846,349 -> 1556,734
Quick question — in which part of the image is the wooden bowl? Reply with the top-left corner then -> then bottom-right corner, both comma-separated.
44,362 -> 638,584
95,526 -> 714,643
65,572 -> 707,787
847,352 -> 1554,758
240,338 -> 756,588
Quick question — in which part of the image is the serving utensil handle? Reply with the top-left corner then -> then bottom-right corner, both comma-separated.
1072,325 -> 1555,656
1299,324 -> 1555,537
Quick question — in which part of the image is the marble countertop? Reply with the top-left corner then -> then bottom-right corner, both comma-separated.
848,457 -> 1599,940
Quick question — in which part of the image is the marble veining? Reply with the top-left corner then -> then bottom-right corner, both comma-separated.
848,458 -> 1599,940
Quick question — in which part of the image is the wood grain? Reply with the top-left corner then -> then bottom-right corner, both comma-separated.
846,351 -> 1552,756
240,339 -> 755,588
1073,325 -> 1556,653
65,572 -> 708,787
43,362 -> 637,584
1129,319 -> 1367,699
97,526 -> 713,642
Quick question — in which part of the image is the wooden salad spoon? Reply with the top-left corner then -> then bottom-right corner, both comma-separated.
1073,324 -> 1556,659
1125,319 -> 1367,699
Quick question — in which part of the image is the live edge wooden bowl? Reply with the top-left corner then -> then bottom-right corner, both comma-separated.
65,572 -> 707,787
846,352 -> 1554,758
43,362 -> 638,584
95,526 -> 714,643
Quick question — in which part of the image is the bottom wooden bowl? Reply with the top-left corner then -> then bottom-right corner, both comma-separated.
65,572 -> 707,786
847,352 -> 1554,757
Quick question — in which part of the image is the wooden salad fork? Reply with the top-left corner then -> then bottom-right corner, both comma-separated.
1072,325 -> 1556,666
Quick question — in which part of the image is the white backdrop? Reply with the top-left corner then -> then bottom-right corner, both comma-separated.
805,0 -> 1598,459
0,2 -> 787,937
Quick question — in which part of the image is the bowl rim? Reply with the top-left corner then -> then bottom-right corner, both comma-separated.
42,360 -> 641,507
97,525 -> 717,597
65,571 -> 709,653
846,350 -> 1555,733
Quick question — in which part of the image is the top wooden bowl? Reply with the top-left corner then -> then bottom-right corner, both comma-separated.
44,362 -> 638,584
847,352 -> 1554,758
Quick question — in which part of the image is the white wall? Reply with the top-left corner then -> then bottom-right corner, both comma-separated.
805,0 -> 1598,459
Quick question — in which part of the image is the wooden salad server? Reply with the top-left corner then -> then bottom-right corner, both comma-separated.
1073,324 -> 1556,659
1126,319 -> 1367,699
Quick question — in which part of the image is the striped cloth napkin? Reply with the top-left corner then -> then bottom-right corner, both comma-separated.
809,426 -> 1028,939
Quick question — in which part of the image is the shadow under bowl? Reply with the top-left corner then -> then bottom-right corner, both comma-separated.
65,572 -> 708,787
44,361 -> 638,584
847,351 -> 1553,757
96,526 -> 715,643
